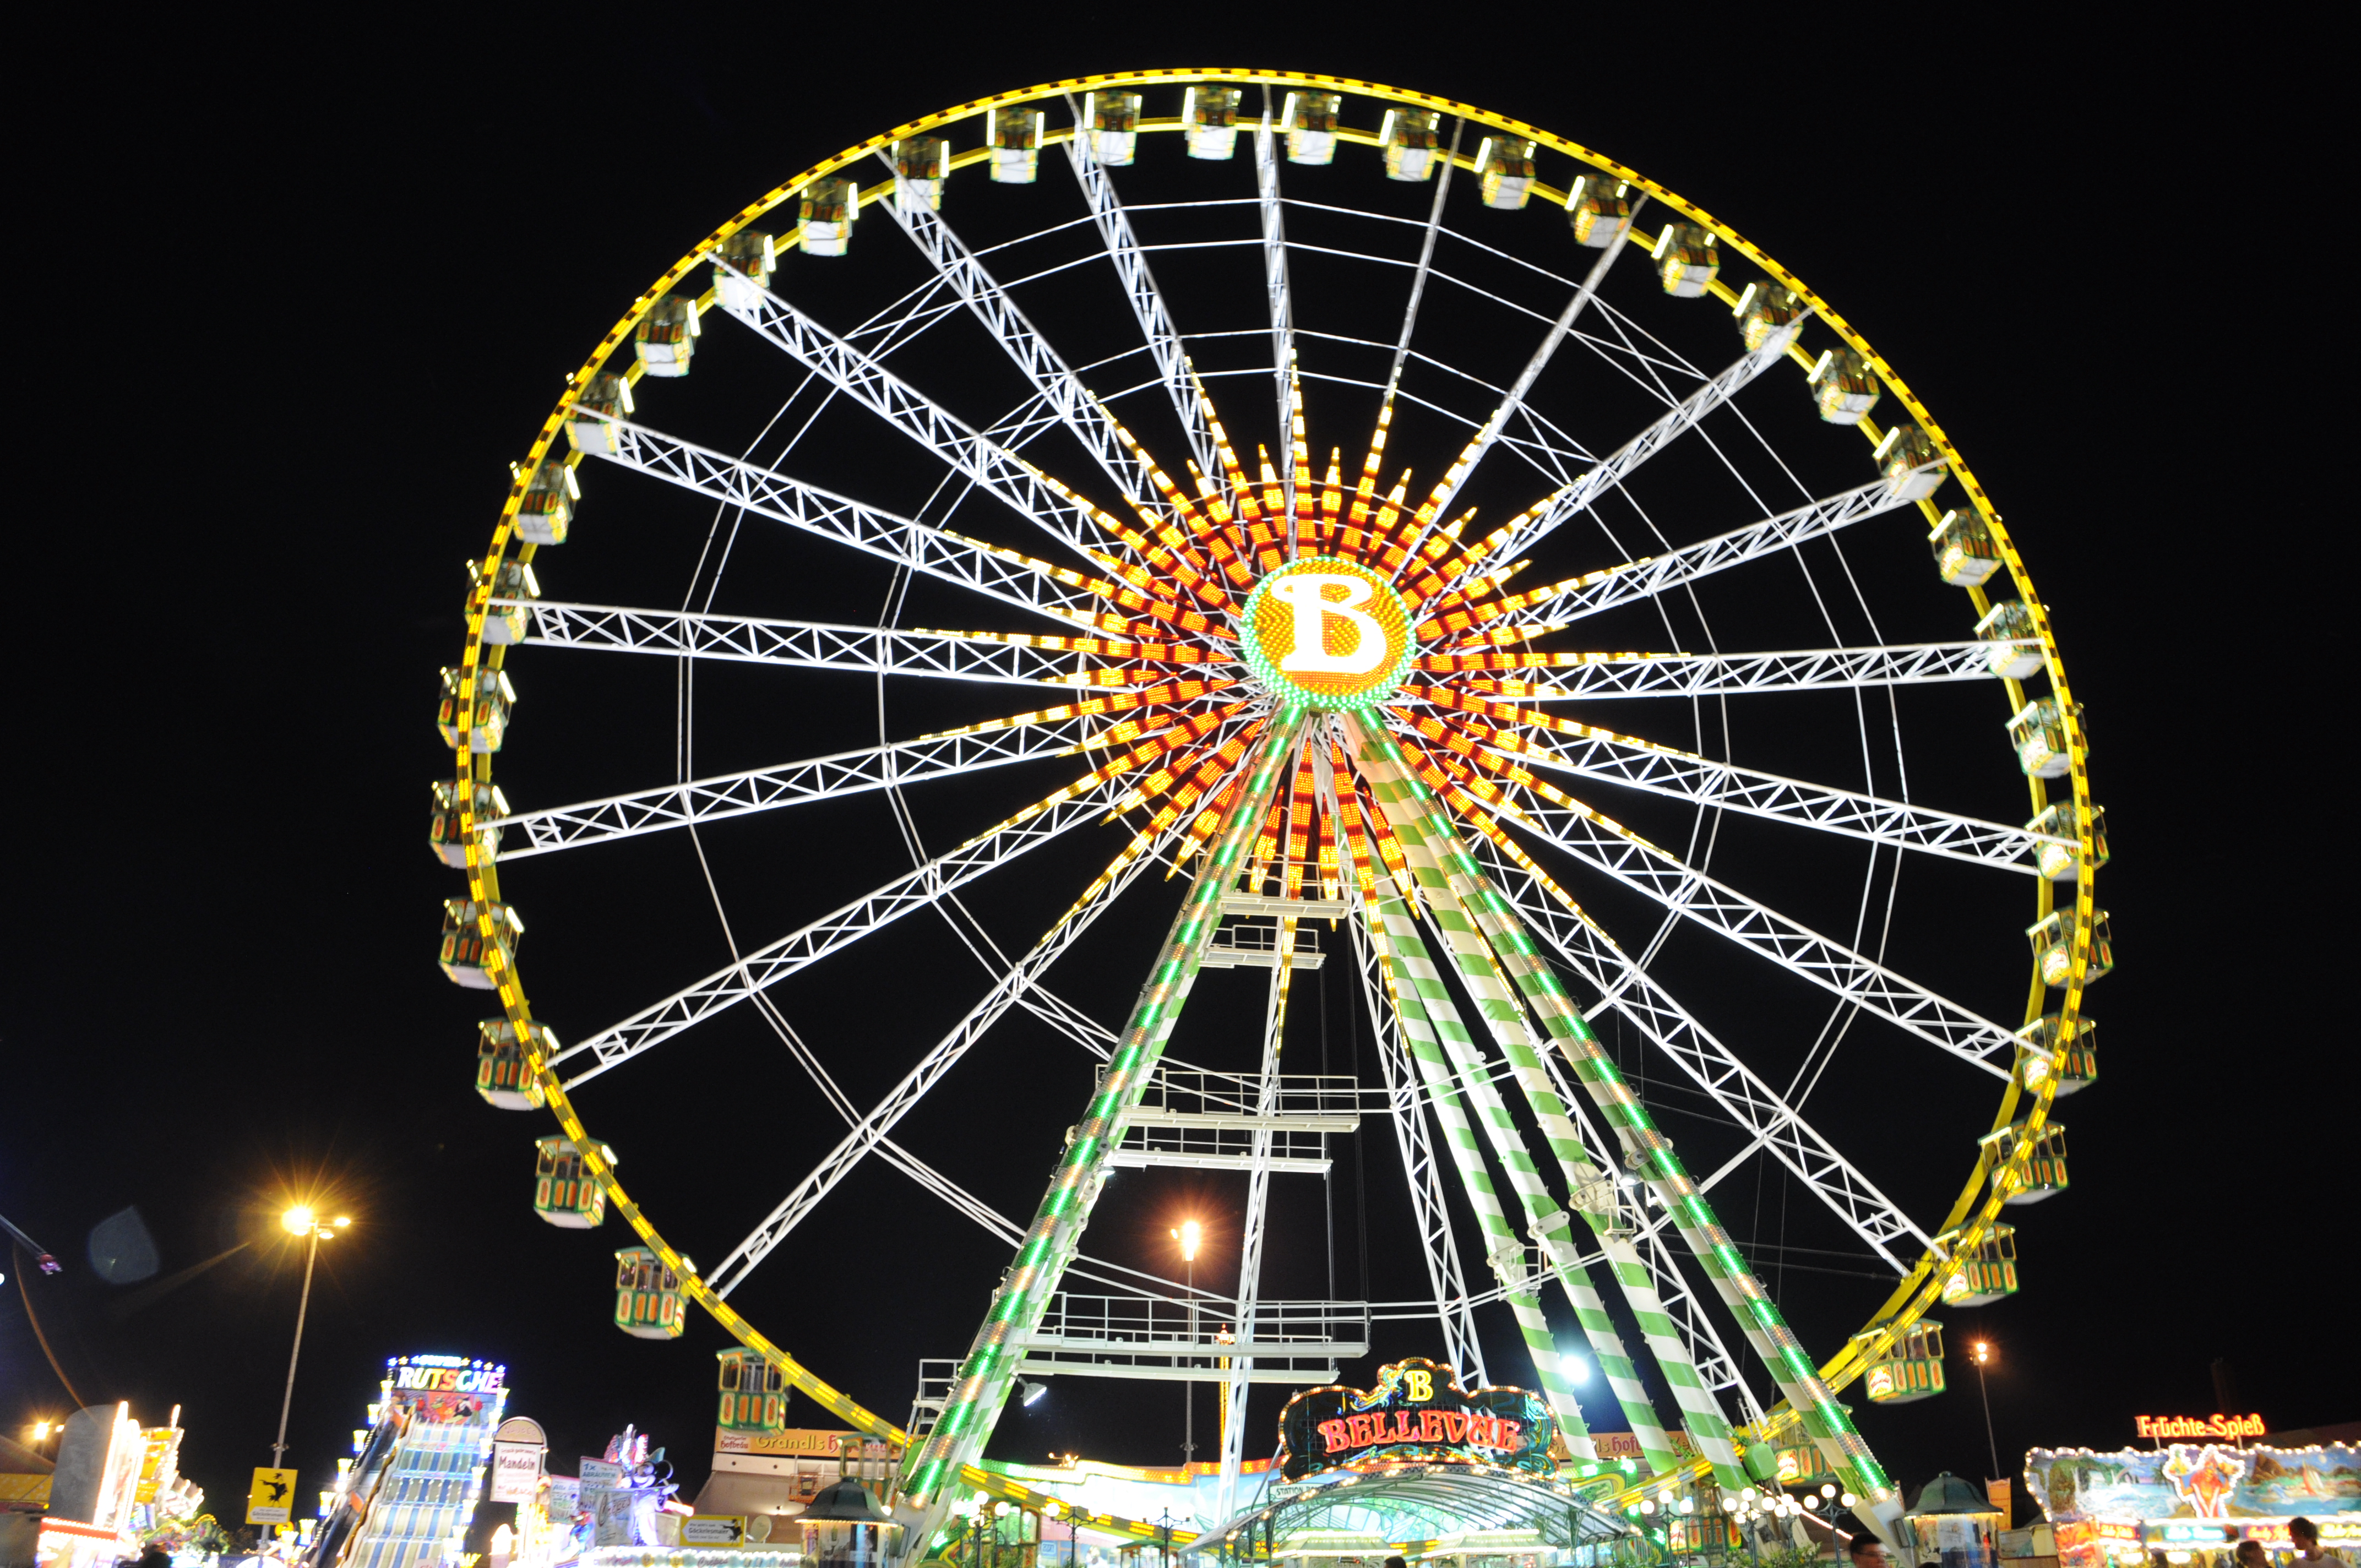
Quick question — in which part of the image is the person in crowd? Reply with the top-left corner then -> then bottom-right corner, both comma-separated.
2238,1539 -> 2271,1568
1847,1530 -> 1895,1568
2292,1518 -> 2341,1566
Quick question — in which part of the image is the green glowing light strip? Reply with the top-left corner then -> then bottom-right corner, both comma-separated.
1348,720 -> 1744,1495
1352,722 -> 1898,1514
901,708 -> 1307,1517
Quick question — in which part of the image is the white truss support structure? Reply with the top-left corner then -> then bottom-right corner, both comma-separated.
1212,910 -> 1299,1519
875,194 -> 1163,515
1345,912 -> 1487,1388
552,771 -> 1135,1088
1466,830 -> 1928,1269
1485,721 -> 2053,872
699,756 -> 1238,1298
1063,114 -> 1220,482
1448,476 -> 1919,637
1456,768 -> 2022,1076
489,710 -> 1127,859
1441,641 -> 2026,701
1415,202 -> 1637,535
1437,323 -> 1812,598
714,272 -> 1139,570
524,601 -> 1207,692
1253,114 -> 1296,533
576,416 -> 1107,631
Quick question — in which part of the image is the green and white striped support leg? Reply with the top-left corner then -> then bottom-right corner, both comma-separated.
1353,884 -> 1595,1446
1350,724 -> 1746,1494
900,711 -> 1306,1530
1354,724 -> 1904,1536
1356,788 -> 1686,1482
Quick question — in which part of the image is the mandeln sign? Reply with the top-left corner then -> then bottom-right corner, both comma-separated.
1275,1358 -> 1558,1482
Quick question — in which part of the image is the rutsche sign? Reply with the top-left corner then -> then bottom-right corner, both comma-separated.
1276,1358 -> 1557,1482
1241,558 -> 1416,712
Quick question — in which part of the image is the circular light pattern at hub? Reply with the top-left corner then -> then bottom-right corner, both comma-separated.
1241,557 -> 1416,711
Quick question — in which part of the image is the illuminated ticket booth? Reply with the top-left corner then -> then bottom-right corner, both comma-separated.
2026,1425 -> 2360,1568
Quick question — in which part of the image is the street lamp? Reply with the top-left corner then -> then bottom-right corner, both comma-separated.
1972,1340 -> 2001,1485
1169,1221 -> 1201,1467
272,1206 -> 351,1468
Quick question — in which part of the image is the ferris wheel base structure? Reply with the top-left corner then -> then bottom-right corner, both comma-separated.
428,68 -> 2106,1566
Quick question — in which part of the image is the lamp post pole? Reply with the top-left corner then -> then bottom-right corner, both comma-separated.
1172,1222 -> 1201,1469
1973,1342 -> 2001,1484
271,1208 -> 349,1470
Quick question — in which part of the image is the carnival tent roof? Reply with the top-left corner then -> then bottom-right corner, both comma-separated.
1192,1464 -> 1630,1555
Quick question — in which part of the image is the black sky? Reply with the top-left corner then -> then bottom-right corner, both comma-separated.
4,6 -> 2348,1533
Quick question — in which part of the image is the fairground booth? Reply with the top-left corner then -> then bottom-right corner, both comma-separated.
2026,1425 -> 2359,1568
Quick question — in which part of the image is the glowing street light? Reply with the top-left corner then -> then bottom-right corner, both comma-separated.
1169,1219 -> 1203,1466
272,1204 -> 352,1468
1972,1340 -> 2001,1489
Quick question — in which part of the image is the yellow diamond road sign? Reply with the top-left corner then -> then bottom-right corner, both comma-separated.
248,1467 -> 298,1525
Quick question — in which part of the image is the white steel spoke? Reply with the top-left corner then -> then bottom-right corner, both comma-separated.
1468,832 -> 1927,1267
1440,762 -> 2020,1077
1062,110 -> 1219,481
714,272 -> 1139,567
705,815 -> 1188,1298
1442,476 -> 1924,638
1253,112 -> 1296,529
524,601 -> 1212,692
488,709 -> 1154,860
1429,641 -> 2022,701
575,413 -> 1107,630
873,195 -> 1164,517
552,771 -> 1136,1087
1380,118 -> 1461,401
1412,200 -> 1639,539
1435,325 -> 1813,597
1446,709 -> 2052,871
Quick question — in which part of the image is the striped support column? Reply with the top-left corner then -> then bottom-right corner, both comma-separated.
1354,884 -> 1597,1447
1353,766 -> 1685,1483
900,711 -> 1306,1531
1351,721 -> 1745,1494
1359,723 -> 1903,1530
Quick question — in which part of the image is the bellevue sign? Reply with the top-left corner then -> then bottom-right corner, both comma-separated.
1276,1358 -> 1558,1482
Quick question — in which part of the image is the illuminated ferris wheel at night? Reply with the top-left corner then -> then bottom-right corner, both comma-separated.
428,70 -> 2106,1559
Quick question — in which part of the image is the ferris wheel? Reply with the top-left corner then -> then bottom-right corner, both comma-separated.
432,70 -> 2106,1556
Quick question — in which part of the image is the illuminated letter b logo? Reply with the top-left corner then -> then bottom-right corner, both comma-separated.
1405,1369 -> 1434,1402
1271,573 -> 1385,676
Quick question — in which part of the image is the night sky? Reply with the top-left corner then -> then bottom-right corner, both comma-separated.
7,10 -> 2345,1538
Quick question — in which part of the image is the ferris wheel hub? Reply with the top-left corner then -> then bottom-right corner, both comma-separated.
1238,556 -> 1416,711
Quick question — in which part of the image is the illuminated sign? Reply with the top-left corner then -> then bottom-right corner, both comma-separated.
2150,1524 -> 2233,1544
2134,1414 -> 2264,1441
1241,558 -> 1415,711
1275,1357 -> 1555,1481
388,1354 -> 507,1395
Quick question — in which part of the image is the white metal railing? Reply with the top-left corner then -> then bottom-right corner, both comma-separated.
1020,1294 -> 1368,1382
